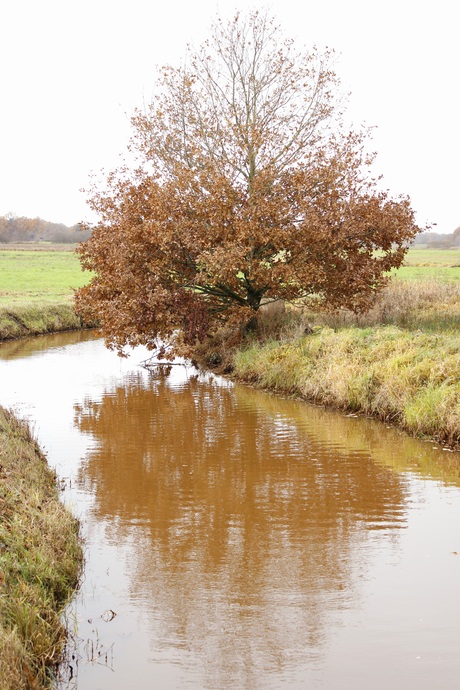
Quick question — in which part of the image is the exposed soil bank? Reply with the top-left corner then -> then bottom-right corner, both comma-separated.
232,325 -> 460,450
0,406 -> 83,690
0,302 -> 89,341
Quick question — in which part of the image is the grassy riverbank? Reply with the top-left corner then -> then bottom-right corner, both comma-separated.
233,325 -> 460,448
0,302 -> 85,340
0,406 -> 83,690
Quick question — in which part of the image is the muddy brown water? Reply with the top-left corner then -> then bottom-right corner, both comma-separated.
1,331 -> 460,689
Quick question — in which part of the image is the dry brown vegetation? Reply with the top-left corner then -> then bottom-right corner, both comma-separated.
302,278 -> 460,331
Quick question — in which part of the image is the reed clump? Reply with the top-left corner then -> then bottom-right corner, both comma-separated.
0,406 -> 83,690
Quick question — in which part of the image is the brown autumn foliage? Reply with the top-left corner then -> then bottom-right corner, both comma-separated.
75,11 -> 420,357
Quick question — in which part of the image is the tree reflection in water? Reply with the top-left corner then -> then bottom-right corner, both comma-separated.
74,369 -> 409,688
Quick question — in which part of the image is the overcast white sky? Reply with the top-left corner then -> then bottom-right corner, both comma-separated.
0,0 -> 458,232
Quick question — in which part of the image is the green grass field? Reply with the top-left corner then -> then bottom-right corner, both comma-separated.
403,248 -> 460,266
391,247 -> 460,281
0,245 -> 89,305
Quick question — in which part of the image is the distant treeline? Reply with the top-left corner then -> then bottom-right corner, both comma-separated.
0,214 -> 92,244
412,226 -> 460,248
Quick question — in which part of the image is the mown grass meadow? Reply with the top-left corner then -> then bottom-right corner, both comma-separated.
0,245 -> 88,305
1,244 -> 459,303
389,247 -> 460,282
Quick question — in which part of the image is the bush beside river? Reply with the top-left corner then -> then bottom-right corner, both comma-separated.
0,406 -> 83,690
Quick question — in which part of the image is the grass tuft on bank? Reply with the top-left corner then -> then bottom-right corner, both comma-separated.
0,406 -> 83,690
234,325 -> 460,448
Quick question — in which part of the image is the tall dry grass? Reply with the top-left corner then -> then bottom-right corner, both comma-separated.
301,279 -> 460,332
197,279 -> 460,372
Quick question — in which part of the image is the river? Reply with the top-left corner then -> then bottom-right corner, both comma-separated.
1,331 -> 460,689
